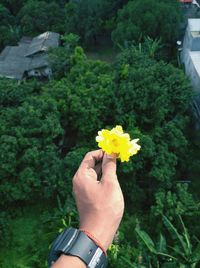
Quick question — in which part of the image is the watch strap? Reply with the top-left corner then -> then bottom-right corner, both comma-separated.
48,228 -> 108,268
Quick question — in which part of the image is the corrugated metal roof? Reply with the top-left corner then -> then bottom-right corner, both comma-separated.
0,32 -> 60,79
27,54 -> 49,70
18,36 -> 33,45
0,44 -> 30,80
25,32 -> 60,57
0,46 -> 12,61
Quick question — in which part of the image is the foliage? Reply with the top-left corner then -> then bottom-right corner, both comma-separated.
0,3 -> 199,265
135,215 -> 200,267
64,1 -> 102,45
0,0 -> 183,60
0,0 -> 25,15
17,0 -> 65,35
112,0 -> 181,47
0,201 -> 78,268
152,183 -> 200,220
64,0 -> 128,45
0,4 -> 19,50
113,47 -> 192,207
0,47 -> 116,205
0,79 -> 67,204
0,206 -> 49,268
0,42 -> 195,217
0,212 -> 12,248
48,33 -> 81,79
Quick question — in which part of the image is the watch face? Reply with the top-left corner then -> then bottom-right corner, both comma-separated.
48,228 -> 108,268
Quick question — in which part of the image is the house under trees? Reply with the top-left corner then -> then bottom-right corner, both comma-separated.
0,32 -> 60,80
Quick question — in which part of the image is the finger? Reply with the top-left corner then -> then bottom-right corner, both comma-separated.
94,162 -> 102,176
79,149 -> 104,170
102,153 -> 117,181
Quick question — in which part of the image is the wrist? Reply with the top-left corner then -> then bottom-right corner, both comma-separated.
79,229 -> 108,255
79,224 -> 116,252
48,228 -> 108,268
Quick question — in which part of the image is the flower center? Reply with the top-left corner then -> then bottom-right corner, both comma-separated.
112,138 -> 119,147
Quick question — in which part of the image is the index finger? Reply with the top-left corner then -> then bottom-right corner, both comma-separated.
79,149 -> 104,171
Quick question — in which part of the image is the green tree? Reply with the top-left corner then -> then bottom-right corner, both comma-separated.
48,33 -> 81,79
112,0 -> 181,54
0,4 -> 19,50
45,54 -> 115,140
17,0 -> 65,35
0,79 -> 66,203
64,0 -> 129,45
113,47 -> 192,208
1,0 -> 25,15
0,49 -> 116,205
64,0 -> 102,45
152,183 -> 200,219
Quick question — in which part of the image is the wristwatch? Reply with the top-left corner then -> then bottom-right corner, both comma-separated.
48,227 -> 108,268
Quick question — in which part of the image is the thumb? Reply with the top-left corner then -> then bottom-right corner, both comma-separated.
102,153 -> 117,181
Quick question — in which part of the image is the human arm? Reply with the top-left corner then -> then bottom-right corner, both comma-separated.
52,149 -> 124,267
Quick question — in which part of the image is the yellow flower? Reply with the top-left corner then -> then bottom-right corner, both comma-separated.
96,125 -> 141,162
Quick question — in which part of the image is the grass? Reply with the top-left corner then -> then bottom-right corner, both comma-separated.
0,205 -> 51,268
86,41 -> 119,63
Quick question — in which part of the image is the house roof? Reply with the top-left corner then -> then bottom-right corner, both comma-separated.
25,32 -> 60,57
28,54 -> 49,71
0,31 -> 60,80
18,36 -> 33,45
0,44 -> 30,80
0,46 -> 12,61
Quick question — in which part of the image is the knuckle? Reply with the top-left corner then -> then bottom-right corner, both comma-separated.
85,152 -> 91,158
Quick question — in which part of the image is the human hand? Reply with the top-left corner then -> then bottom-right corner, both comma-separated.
73,149 -> 124,252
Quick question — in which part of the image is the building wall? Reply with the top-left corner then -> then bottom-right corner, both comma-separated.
27,67 -> 52,78
185,52 -> 200,92
191,36 -> 200,50
181,22 -> 200,126
181,22 -> 200,93
182,26 -> 200,60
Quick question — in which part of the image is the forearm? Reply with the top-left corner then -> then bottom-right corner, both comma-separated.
49,150 -> 124,268
52,255 -> 86,268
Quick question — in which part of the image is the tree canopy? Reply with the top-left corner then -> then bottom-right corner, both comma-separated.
112,0 -> 181,51
0,1 -> 199,266
0,43 -> 193,210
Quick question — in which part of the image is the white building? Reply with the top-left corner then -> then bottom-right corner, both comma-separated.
181,19 -> 200,122
181,19 -> 200,91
